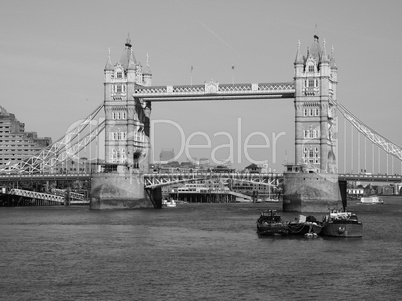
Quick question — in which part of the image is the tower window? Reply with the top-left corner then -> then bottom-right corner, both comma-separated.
308,79 -> 314,87
308,65 -> 314,72
116,71 -> 122,79
116,85 -> 122,93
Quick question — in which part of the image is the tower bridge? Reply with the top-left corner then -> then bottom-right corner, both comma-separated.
1,33 -> 402,211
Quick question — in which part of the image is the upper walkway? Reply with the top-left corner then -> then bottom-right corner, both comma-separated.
133,81 -> 295,101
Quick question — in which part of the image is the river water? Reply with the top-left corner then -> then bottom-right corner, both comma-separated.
0,197 -> 401,301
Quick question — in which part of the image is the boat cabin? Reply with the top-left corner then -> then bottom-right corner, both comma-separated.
258,210 -> 282,223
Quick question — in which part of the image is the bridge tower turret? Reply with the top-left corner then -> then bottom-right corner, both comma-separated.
293,34 -> 338,173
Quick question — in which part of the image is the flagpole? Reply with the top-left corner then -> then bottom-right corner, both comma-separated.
232,65 -> 235,85
191,65 -> 193,86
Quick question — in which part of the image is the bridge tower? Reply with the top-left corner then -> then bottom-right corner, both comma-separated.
294,34 -> 338,172
90,35 -> 156,209
283,34 -> 342,212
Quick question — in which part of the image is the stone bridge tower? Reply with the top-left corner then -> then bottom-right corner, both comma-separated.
283,34 -> 341,212
90,35 -> 155,209
294,34 -> 338,173
103,35 -> 152,173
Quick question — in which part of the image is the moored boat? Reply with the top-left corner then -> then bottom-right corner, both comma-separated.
287,215 -> 322,237
360,196 -> 383,204
321,210 -> 363,238
162,199 -> 177,208
256,210 -> 289,236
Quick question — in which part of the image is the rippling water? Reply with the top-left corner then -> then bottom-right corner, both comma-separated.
1,198 -> 401,301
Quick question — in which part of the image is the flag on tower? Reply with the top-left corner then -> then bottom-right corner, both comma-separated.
232,65 -> 235,70
191,65 -> 193,72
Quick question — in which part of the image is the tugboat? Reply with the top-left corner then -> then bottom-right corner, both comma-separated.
287,215 -> 322,237
321,210 -> 363,238
256,210 -> 289,236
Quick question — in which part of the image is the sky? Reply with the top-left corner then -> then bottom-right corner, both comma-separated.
1,0 -> 402,172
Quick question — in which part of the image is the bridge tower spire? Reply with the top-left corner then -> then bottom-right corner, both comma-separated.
294,34 -> 338,173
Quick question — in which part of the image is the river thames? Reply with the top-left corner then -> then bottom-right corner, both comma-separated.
1,197 -> 401,301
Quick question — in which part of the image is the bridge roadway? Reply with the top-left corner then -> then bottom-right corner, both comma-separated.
0,172 -> 400,184
143,172 -> 283,189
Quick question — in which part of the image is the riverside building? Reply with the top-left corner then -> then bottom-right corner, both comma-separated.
0,105 -> 51,167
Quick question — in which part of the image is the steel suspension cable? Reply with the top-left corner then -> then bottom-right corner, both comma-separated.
334,100 -> 402,161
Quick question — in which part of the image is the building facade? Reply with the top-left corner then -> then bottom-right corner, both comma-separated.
294,35 -> 338,173
103,35 -> 152,172
0,106 -> 52,167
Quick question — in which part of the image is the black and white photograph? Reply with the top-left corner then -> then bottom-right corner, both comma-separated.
0,1 -> 401,300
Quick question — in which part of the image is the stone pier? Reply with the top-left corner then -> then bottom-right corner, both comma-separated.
282,172 -> 342,212
90,172 -> 157,209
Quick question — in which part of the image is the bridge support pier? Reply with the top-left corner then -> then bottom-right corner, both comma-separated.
90,172 -> 154,209
282,173 -> 342,212
146,187 -> 162,209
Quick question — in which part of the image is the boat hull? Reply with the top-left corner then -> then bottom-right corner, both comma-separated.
257,224 -> 289,236
321,222 -> 363,237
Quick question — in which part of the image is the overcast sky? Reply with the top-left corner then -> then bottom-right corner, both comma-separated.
1,0 -> 401,171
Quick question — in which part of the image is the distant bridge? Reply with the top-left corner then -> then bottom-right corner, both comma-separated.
4,188 -> 88,205
0,171 -> 401,185
338,173 -> 402,182
0,173 -> 91,182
